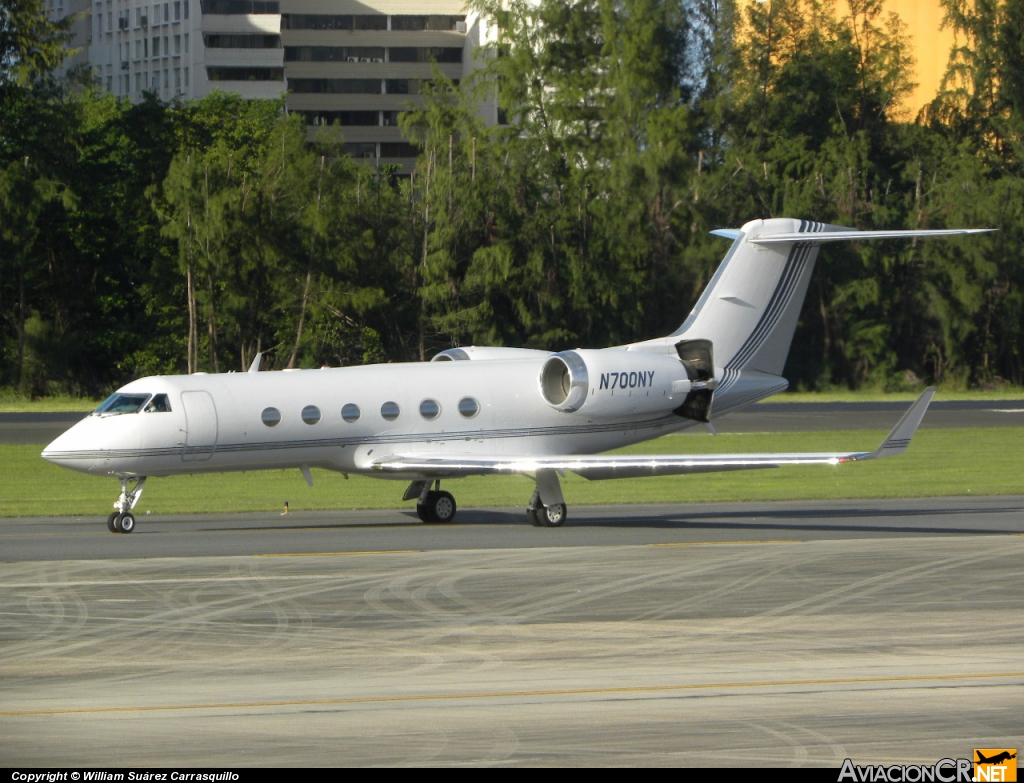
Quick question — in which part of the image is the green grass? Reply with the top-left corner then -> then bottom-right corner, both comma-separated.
0,397 -> 102,412
2,427 -> 1021,517
2,388 -> 1023,413
773,388 -> 1024,402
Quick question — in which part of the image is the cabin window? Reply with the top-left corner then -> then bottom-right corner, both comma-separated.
458,397 -> 480,418
419,399 -> 440,420
261,407 -> 281,426
301,405 -> 321,425
93,393 -> 151,415
380,401 -> 400,421
341,403 -> 360,422
144,393 -> 171,412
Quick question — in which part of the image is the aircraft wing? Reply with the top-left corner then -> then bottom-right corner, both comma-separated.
372,388 -> 935,480
752,228 -> 993,244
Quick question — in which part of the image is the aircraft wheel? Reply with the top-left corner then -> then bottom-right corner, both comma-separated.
117,513 -> 136,534
428,491 -> 456,524
416,502 -> 434,523
540,503 -> 567,528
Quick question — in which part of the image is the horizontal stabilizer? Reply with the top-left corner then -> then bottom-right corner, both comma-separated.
371,389 -> 934,480
752,228 -> 994,245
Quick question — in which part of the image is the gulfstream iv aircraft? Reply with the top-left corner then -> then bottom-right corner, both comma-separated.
43,218 -> 988,532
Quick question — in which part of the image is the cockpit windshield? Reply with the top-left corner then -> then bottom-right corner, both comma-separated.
92,393 -> 152,415
144,394 -> 171,412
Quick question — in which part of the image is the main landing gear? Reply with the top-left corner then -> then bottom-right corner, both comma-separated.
407,480 -> 457,524
527,490 -> 568,527
404,469 -> 569,527
107,476 -> 146,534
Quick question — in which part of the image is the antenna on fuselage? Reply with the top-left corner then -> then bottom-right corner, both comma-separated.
248,353 -> 262,373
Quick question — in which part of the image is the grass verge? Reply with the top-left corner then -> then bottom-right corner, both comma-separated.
2,388 -> 1024,413
2,427 -> 1021,517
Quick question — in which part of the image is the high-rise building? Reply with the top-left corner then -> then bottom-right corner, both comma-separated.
54,0 -> 494,167
280,4 -> 496,163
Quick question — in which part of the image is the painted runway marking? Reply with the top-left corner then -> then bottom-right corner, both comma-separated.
3,671 -> 1022,717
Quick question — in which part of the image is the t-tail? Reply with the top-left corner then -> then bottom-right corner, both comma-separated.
627,218 -> 992,421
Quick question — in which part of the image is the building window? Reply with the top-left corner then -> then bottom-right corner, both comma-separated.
380,401 -> 400,421
380,142 -> 419,158
174,67 -> 180,87
391,15 -> 466,32
163,3 -> 169,21
281,14 -> 351,30
284,46 -> 382,62
207,66 -> 284,81
152,35 -> 159,55
205,34 -> 281,48
261,407 -> 281,427
184,66 -> 188,86
353,14 -> 386,30
388,47 -> 462,64
199,0 -> 278,13
458,397 -> 480,418
163,68 -> 168,88
287,78 -> 381,94
183,0 -> 188,18
184,33 -> 188,52
300,110 -> 379,127
385,78 -> 458,95
343,143 -> 377,158
341,403 -> 360,423
382,110 -> 402,126
174,0 -> 180,19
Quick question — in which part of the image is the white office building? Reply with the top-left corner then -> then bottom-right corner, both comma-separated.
56,0 -> 497,164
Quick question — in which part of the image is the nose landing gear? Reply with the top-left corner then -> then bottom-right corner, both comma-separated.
107,477 -> 146,534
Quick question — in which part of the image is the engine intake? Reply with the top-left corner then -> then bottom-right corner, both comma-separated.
539,351 -> 590,412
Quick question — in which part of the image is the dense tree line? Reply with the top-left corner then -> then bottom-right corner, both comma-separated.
1,0 -> 1022,397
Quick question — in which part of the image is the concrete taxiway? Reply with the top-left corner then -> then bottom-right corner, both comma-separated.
2,499 -> 1023,766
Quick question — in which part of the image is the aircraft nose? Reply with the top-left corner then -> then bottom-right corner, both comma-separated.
41,418 -> 103,474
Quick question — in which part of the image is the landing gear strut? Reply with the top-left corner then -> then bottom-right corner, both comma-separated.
108,476 -> 146,534
527,470 -> 568,527
411,480 -> 457,524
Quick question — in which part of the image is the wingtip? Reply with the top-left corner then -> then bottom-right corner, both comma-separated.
870,387 -> 936,459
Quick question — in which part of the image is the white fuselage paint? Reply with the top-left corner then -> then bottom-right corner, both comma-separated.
42,357 -> 708,480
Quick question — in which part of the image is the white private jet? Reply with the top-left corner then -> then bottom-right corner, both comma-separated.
43,218 -> 989,533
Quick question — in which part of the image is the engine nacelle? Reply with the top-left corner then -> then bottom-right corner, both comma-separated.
432,346 -> 553,362
539,349 -> 691,417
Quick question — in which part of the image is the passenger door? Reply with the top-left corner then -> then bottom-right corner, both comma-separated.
181,390 -> 218,461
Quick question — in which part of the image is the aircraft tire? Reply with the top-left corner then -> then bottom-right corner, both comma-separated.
117,513 -> 136,533
416,502 -> 435,523
429,491 -> 456,524
541,503 -> 567,527
527,508 -> 543,526
107,512 -> 119,533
